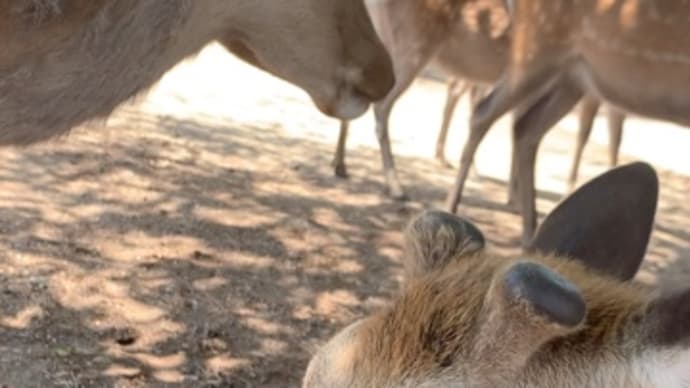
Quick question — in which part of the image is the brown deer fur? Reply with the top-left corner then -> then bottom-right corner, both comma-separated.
304,162 -> 690,388
332,0 -> 625,203
0,0 -> 394,145
447,0 -> 690,246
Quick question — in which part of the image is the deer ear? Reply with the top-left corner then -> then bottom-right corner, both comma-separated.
404,210 -> 485,277
529,162 -> 658,281
499,262 -> 586,327
474,261 -> 585,370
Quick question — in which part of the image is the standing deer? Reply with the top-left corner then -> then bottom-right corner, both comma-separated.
0,0 -> 394,145
303,162 -> 690,388
446,0 -> 690,246
333,0 -> 624,205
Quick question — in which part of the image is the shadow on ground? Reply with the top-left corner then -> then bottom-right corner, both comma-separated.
0,102 -> 688,387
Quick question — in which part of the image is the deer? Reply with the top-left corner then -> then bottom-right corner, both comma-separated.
332,0 -> 624,205
303,162 -> 690,388
0,0 -> 394,145
445,0 -> 690,247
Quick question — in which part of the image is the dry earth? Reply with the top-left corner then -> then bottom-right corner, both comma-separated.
0,44 -> 689,387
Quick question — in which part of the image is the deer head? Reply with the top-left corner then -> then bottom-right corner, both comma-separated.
304,162 -> 690,387
220,0 -> 395,120
0,0 -> 395,145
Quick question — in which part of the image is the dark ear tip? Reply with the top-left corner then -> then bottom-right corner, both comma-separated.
618,161 -> 658,186
503,262 -> 586,328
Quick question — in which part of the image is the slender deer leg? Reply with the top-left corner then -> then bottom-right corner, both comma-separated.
506,99 -> 549,211
445,67 -> 562,213
467,85 -> 485,179
332,120 -> 350,178
506,122 -> 521,209
567,96 -> 600,190
436,78 -> 469,167
607,108 -> 625,168
514,80 -> 583,247
372,59 -> 429,200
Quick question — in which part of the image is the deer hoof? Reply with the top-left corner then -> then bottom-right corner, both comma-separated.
436,156 -> 453,169
333,164 -> 348,179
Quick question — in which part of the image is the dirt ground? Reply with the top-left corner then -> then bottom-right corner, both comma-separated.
1,44 -> 689,388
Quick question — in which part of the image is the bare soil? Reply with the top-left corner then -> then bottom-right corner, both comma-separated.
1,45 -> 689,387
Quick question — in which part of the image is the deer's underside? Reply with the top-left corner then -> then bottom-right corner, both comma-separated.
445,0 -> 690,246
513,0 -> 690,124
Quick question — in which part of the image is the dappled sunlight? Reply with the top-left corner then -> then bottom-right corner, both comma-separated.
1,45 -> 688,386
596,0 -> 617,13
0,305 -> 43,329
205,354 -> 251,375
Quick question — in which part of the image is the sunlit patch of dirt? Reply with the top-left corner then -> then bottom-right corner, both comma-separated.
1,44 -> 688,387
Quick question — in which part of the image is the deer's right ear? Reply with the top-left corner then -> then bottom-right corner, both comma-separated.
529,162 -> 658,281
403,210 -> 485,277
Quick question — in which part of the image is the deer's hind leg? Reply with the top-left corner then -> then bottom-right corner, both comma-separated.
567,96 -> 600,190
607,108 -> 625,168
435,78 -> 470,167
445,61 -> 565,214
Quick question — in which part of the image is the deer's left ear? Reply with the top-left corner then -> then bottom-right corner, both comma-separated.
403,210 -> 485,278
529,162 -> 658,281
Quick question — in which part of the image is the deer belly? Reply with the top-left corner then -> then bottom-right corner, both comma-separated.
575,17 -> 690,126
573,54 -> 690,127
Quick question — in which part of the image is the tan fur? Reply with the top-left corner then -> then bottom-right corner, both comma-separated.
304,205 -> 672,387
0,0 -> 394,145
446,0 -> 690,246
306,165 -> 676,387
333,0 -> 625,203
345,254 -> 648,386
305,249 -> 658,387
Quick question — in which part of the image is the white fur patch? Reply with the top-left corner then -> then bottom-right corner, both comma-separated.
634,350 -> 690,387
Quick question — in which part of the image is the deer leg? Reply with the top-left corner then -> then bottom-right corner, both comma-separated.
372,60 -> 428,200
332,120 -> 350,178
445,69 -> 561,214
514,80 -> 583,248
607,108 -> 625,168
507,100 -> 544,211
435,78 -> 469,168
505,122 -> 522,210
467,85 -> 487,179
567,96 -> 600,190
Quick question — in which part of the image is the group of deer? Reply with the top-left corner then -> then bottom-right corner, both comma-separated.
2,1 -> 689,387
334,0 -> 637,247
